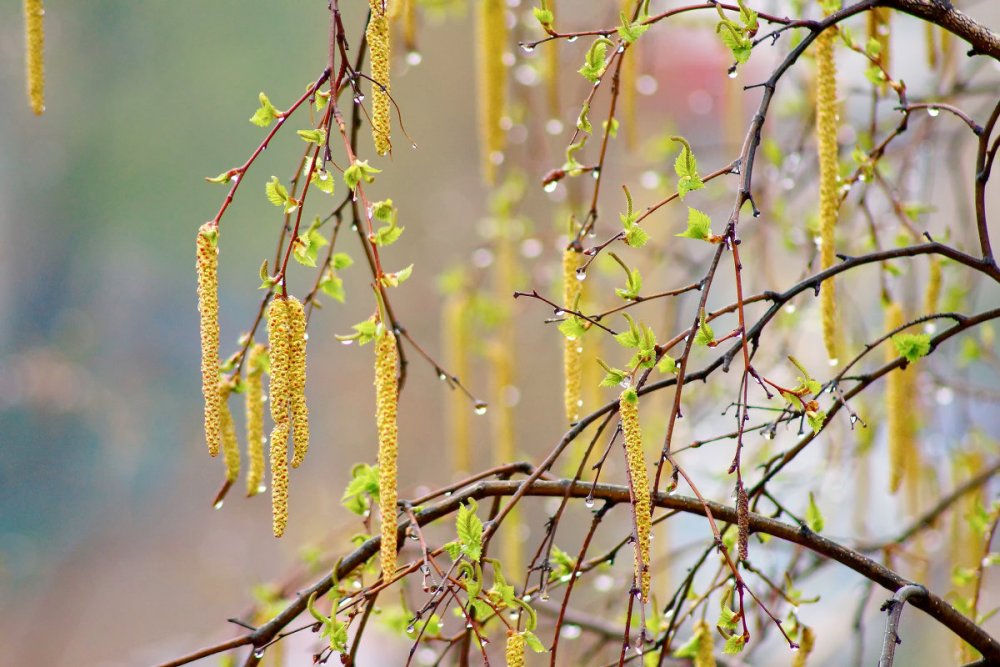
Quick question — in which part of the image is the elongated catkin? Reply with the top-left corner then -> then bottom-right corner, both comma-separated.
287,297 -> 309,468
375,326 -> 400,578
368,2 -> 391,155
245,343 -> 266,496
793,626 -> 815,667
620,388 -> 651,602
476,0 -> 506,184
505,632 -> 526,667
924,257 -> 942,315
219,382 -> 240,485
694,619 -> 716,667
267,298 -> 292,537
562,248 -> 583,423
24,0 -> 44,115
815,28 -> 840,363
197,223 -> 221,457
885,301 -> 914,494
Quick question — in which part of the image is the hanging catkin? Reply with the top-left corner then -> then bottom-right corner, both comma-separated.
815,28 -> 840,363
793,626 -> 815,667
562,248 -> 584,423
620,388 -> 651,602
476,0 -> 506,184
375,326 -> 400,578
544,1 -> 559,121
287,297 -> 310,468
267,298 -> 292,537
505,632 -> 526,667
693,619 -> 716,667
443,292 -> 472,473
245,343 -> 266,497
197,223 -> 221,457
867,8 -> 891,76
23,0 -> 44,115
219,382 -> 240,486
367,1 -> 392,155
885,301 -> 914,494
924,257 -> 942,315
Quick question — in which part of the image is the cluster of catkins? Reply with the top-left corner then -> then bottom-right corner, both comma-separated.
196,222 -> 310,538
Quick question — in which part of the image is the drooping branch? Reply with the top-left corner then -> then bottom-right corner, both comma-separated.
160,478 -> 1000,666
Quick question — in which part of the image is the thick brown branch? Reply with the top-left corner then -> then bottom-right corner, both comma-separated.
881,0 -> 1000,59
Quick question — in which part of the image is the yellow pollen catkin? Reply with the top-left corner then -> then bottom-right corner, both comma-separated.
367,2 -> 391,155
375,326 -> 400,578
287,297 -> 310,468
245,343 -> 266,496
620,389 -> 651,602
562,248 -> 584,423
267,298 -> 293,537
885,301 -> 914,494
693,620 -> 716,667
793,626 -> 815,667
219,382 -> 240,484
197,223 -> 221,457
815,28 -> 840,364
505,632 -> 526,667
924,257 -> 942,315
24,0 -> 44,115
476,0 -> 506,184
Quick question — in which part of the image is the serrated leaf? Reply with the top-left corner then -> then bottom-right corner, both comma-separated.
723,634 -> 747,655
265,176 -> 290,207
694,313 -> 714,347
332,252 -> 353,270
658,354 -> 677,374
533,6 -> 554,26
678,207 -> 712,241
673,138 -> 704,199
456,500 -> 484,561
892,333 -> 931,362
599,367 -> 627,388
579,38 -> 610,83
806,492 -> 825,532
617,12 -> 649,44
297,128 -> 327,145
311,169 -> 335,194
381,264 -> 414,288
443,541 -> 462,560
249,91 -> 281,127
558,317 -> 588,341
319,270 -> 345,303
343,159 -> 381,190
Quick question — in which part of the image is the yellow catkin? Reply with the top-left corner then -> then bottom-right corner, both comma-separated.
267,298 -> 293,537
505,632 -> 526,667
476,0 -> 506,184
23,0 -> 44,115
924,257 -> 942,315
197,223 -> 221,457
219,382 -> 240,484
885,301 -> 914,494
367,2 -> 392,155
403,0 -> 417,53
867,8 -> 891,76
444,293 -> 472,473
545,1 -> 559,120
287,297 -> 310,468
562,248 -> 584,423
793,626 -> 815,667
815,28 -> 840,364
375,326 -> 400,578
245,343 -> 266,496
924,22 -> 937,69
693,620 -> 716,667
620,389 -> 651,602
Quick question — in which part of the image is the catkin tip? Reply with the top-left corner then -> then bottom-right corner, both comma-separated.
505,632 -> 526,667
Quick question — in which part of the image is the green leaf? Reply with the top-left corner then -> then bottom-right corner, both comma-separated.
717,21 -> 751,64
892,333 -> 931,362
602,117 -> 619,138
806,492 -> 825,532
614,314 -> 642,349
249,91 -> 281,127
343,159 -> 381,190
297,128 -> 327,145
615,268 -> 642,300
677,207 -> 712,241
723,633 -> 747,655
658,354 -> 677,374
523,630 -> 547,653
599,365 -> 628,388
265,176 -> 290,207
337,317 -> 379,346
579,38 -> 611,83
617,12 -> 649,44
456,499 -> 484,562
205,170 -> 234,184
562,136 -> 588,175
311,168 -> 335,194
342,463 -> 379,515
558,317 -> 588,341
319,270 -> 345,303
624,225 -> 649,248
806,409 -> 826,434
577,103 -> 592,134
373,202 -> 404,247
673,630 -> 701,658
443,540 -> 462,560
694,312 -> 714,347
672,137 -> 704,199
549,545 -> 576,580
533,6 -> 554,26
332,252 -> 354,270
293,219 -> 329,268
381,264 -> 414,288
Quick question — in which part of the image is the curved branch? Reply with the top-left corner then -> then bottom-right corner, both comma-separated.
881,0 -> 1000,59
162,479 -> 1000,666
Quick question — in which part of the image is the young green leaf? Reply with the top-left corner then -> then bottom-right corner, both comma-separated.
249,91 -> 282,127
381,264 -> 414,288
672,137 -> 704,199
319,269 -> 345,303
456,499 -> 484,561
677,207 -> 713,241
579,38 -> 611,83
806,492 -> 825,532
297,128 -> 327,145
694,311 -> 715,346
723,633 -> 747,655
343,159 -> 381,190
617,12 -> 649,44
892,333 -> 931,362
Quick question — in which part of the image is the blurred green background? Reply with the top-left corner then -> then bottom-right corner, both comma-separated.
1,2 -> 999,666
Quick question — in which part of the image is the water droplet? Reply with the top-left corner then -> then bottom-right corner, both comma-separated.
575,268 -> 587,281
340,339 -> 354,346
353,94 -> 365,104
474,402 -> 488,415
465,622 -> 474,629
406,624 -> 415,634
544,181 -> 558,193
567,36 -> 579,43
257,484 -> 267,494
619,377 -> 631,389
592,169 -> 600,180
593,79 -> 601,87
303,332 -> 309,341
520,43 -> 535,53
522,593 -> 533,602
253,649 -> 265,659
561,624 -> 582,639
928,107 -> 940,117
584,496 -> 595,508
828,358 -> 839,367
214,500 -> 224,510
728,67 -> 738,79
783,304 -> 797,314
617,45 -> 625,54
406,51 -> 423,66
438,372 -> 447,381
850,414 -> 859,425
554,309 -> 565,316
